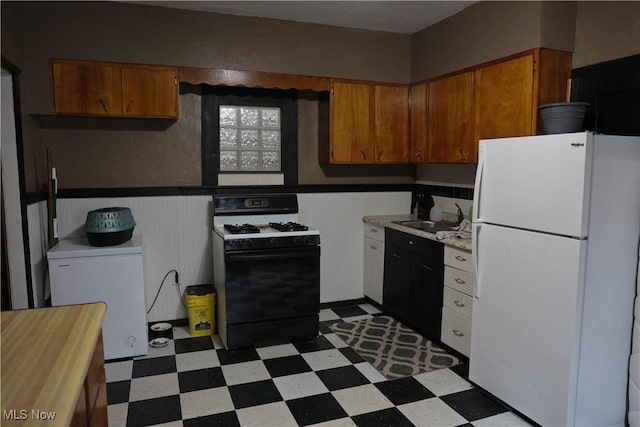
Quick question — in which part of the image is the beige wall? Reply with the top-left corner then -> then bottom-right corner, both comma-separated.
573,1 -> 640,68
411,1 -> 578,82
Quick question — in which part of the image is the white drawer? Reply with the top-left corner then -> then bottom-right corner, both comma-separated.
441,306 -> 471,357
444,246 -> 472,272
444,265 -> 475,296
365,223 -> 385,242
443,286 -> 473,319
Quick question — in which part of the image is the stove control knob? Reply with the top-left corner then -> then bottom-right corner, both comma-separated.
270,238 -> 279,247
293,237 -> 302,246
236,240 -> 244,248
244,239 -> 253,248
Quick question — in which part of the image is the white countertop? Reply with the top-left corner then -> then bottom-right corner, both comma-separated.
363,214 -> 472,251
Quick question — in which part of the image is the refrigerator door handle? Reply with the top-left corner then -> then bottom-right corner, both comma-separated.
472,222 -> 482,298
473,147 -> 486,222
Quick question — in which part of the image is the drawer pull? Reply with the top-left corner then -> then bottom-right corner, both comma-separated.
392,253 -> 401,258
453,329 -> 464,337
57,264 -> 71,268
455,255 -> 467,262
454,300 -> 465,307
370,245 -> 377,250
422,264 -> 432,271
370,228 -> 378,233
455,278 -> 466,285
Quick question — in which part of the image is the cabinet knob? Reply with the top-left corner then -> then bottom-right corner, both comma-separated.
408,240 -> 414,245
455,255 -> 467,262
453,329 -> 464,337
454,300 -> 465,307
370,228 -> 377,233
392,253 -> 401,259
455,278 -> 466,285
370,245 -> 377,250
421,264 -> 432,271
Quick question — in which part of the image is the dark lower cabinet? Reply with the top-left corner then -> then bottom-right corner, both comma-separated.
383,228 -> 444,341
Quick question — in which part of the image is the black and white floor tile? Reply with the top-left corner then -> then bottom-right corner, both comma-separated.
105,303 -> 533,426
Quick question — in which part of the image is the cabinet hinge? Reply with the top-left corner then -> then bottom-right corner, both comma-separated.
533,61 -> 537,72
174,77 -> 178,85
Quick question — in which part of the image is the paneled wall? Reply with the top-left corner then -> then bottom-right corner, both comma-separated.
55,191 -> 411,322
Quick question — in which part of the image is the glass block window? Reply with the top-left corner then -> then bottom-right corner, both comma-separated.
219,106 -> 281,172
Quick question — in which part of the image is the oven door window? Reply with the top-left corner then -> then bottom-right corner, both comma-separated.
224,247 -> 320,324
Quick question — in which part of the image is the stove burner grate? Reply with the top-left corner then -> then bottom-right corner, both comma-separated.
224,224 -> 260,234
269,222 -> 309,232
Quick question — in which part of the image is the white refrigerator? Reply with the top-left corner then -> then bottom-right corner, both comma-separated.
469,132 -> 640,426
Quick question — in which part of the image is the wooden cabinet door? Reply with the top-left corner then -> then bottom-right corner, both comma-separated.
52,61 -> 122,116
52,62 -> 85,114
84,63 -> 122,115
473,54 -> 535,162
121,66 -> 178,118
330,81 -> 374,163
409,253 -> 444,341
374,85 -> 409,163
409,83 -> 428,163
364,236 -> 384,305
427,71 -> 473,163
383,245 -> 411,320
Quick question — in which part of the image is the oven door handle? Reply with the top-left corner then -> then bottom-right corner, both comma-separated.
226,247 -> 320,263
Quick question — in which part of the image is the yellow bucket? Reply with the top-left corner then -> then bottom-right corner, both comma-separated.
185,285 -> 216,337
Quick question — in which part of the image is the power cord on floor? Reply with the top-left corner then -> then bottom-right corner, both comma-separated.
147,269 -> 180,314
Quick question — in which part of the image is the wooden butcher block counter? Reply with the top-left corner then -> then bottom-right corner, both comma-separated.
1,303 -> 107,426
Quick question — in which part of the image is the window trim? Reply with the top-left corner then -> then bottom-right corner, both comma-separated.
202,87 -> 298,186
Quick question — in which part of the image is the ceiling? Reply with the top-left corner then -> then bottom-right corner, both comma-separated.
127,1 -> 477,34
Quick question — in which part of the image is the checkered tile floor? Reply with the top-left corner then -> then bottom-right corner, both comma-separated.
106,303 -> 533,426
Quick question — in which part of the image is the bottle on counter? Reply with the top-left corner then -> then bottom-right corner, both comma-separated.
429,204 -> 443,222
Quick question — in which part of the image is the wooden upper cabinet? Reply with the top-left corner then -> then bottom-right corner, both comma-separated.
50,59 -> 178,119
473,54 -> 535,160
427,71 -> 473,163
52,61 -> 122,116
410,48 -> 572,164
409,82 -> 427,163
328,81 -> 410,164
374,85 -> 409,163
471,49 -> 572,162
330,81 -> 374,163
121,66 -> 178,118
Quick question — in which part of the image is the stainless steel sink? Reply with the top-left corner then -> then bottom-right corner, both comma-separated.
392,220 -> 457,233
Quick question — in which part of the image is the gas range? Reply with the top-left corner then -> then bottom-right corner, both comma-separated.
211,193 -> 321,349
213,195 -> 320,250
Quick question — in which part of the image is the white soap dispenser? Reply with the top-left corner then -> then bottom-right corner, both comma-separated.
429,203 -> 443,222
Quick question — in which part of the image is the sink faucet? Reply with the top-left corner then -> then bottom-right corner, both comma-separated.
454,203 -> 465,225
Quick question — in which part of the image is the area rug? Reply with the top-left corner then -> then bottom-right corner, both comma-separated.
329,315 -> 462,380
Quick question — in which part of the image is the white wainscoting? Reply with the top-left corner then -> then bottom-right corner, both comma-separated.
298,192 -> 411,303
27,200 -> 49,307
55,191 -> 411,322
56,196 -> 213,323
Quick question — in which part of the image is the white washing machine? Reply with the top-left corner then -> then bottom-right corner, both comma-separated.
47,236 -> 148,359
